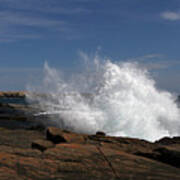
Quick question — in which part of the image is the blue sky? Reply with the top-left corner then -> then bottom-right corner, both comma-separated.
0,0 -> 180,93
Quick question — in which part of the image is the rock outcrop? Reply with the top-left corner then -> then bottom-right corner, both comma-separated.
0,91 -> 26,98
32,139 -> 54,152
0,126 -> 180,179
46,127 -> 86,144
0,93 -> 180,179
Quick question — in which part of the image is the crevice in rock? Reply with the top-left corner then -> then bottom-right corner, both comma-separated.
96,145 -> 118,178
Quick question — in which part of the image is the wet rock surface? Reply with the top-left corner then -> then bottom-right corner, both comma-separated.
0,94 -> 180,179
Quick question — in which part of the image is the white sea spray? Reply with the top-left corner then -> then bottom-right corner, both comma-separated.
26,55 -> 180,142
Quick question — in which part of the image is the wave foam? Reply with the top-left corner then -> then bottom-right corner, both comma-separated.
27,56 -> 180,141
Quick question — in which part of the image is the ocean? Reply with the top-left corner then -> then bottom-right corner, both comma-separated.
0,97 -> 27,105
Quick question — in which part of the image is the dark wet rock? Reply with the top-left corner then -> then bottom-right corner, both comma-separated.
46,127 -> 68,144
32,139 -> 54,152
154,147 -> 180,167
0,96 -> 43,131
155,136 -> 180,145
27,124 -> 45,131
136,146 -> 180,168
96,131 -> 106,136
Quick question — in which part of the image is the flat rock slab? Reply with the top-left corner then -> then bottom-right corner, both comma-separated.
0,128 -> 44,148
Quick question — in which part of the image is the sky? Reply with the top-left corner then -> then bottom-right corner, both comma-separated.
0,0 -> 180,93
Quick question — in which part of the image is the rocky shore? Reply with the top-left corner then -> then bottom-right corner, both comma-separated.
0,92 -> 180,179
0,91 -> 26,98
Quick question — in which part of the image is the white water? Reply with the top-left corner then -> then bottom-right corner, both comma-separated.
27,55 -> 180,141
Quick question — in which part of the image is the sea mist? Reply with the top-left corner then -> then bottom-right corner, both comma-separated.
27,55 -> 180,141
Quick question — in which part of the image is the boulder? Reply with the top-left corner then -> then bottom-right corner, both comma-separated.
96,131 -> 106,136
32,139 -> 54,152
46,127 -> 67,144
46,127 -> 85,144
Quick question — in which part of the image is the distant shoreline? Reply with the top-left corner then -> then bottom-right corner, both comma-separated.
0,91 -> 26,98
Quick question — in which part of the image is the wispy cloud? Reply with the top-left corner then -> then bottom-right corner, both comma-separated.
0,11 -> 67,42
126,54 -> 180,71
161,11 -> 180,21
39,7 -> 91,15
142,60 -> 180,71
0,11 -> 65,28
126,54 -> 164,63
0,0 -> 91,42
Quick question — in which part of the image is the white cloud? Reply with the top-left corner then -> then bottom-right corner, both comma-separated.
161,11 -> 180,21
0,10 -> 68,42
